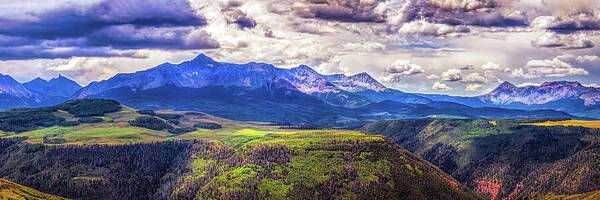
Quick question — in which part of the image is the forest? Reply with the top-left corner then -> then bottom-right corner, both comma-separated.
360,119 -> 600,199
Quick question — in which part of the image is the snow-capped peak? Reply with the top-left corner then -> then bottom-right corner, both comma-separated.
483,80 -> 600,105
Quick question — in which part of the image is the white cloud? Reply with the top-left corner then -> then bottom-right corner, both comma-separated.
465,84 -> 482,92
517,82 -> 541,87
432,82 -> 451,90
554,54 -> 598,63
480,62 -> 501,70
531,14 -> 600,30
531,32 -> 594,49
381,59 -> 425,82
511,68 -> 537,79
584,83 -> 600,88
427,74 -> 440,80
576,55 -> 599,63
386,59 -> 425,75
398,20 -> 470,37
462,72 -> 487,83
45,57 -> 120,84
483,70 -> 501,83
428,0 -> 492,11
512,58 -> 589,78
441,68 -> 462,82
342,42 -> 385,53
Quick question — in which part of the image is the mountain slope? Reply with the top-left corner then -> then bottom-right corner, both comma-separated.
85,84 -> 349,123
360,119 -> 600,199
0,179 -> 66,200
24,75 -> 82,98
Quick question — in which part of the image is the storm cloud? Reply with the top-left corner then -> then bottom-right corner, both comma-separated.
0,0 -> 218,60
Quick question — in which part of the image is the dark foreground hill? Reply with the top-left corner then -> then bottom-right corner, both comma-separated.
360,119 -> 600,199
0,99 -> 479,200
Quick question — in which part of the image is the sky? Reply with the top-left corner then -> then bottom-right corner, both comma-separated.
0,0 -> 599,96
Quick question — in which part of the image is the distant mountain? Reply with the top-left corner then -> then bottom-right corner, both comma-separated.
0,74 -> 33,98
0,74 -> 66,109
481,81 -> 600,106
74,55 -> 432,108
417,81 -> 600,118
24,75 -> 82,98
72,54 -> 575,123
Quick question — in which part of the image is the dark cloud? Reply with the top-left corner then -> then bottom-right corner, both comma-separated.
295,0 -> 385,23
0,0 -> 218,60
291,0 -> 526,31
0,0 -> 206,39
222,1 -> 257,29
0,46 -> 142,60
460,65 -> 475,70
86,26 -> 219,49
532,15 -> 600,31
410,0 -> 527,27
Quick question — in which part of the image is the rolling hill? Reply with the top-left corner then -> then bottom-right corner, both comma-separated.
0,178 -> 66,200
360,119 -> 600,199
0,99 -> 480,199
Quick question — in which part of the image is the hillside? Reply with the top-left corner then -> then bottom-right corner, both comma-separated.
537,190 -> 600,200
0,99 -> 479,199
0,178 -> 66,200
360,119 -> 600,199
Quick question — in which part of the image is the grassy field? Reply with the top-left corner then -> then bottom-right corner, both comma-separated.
0,105 -> 272,145
2,107 -> 174,144
1,103 -> 376,146
529,120 -> 600,129
0,179 -> 66,200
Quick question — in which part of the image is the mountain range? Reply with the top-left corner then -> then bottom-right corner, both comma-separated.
418,81 -> 600,118
1,54 -> 598,122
